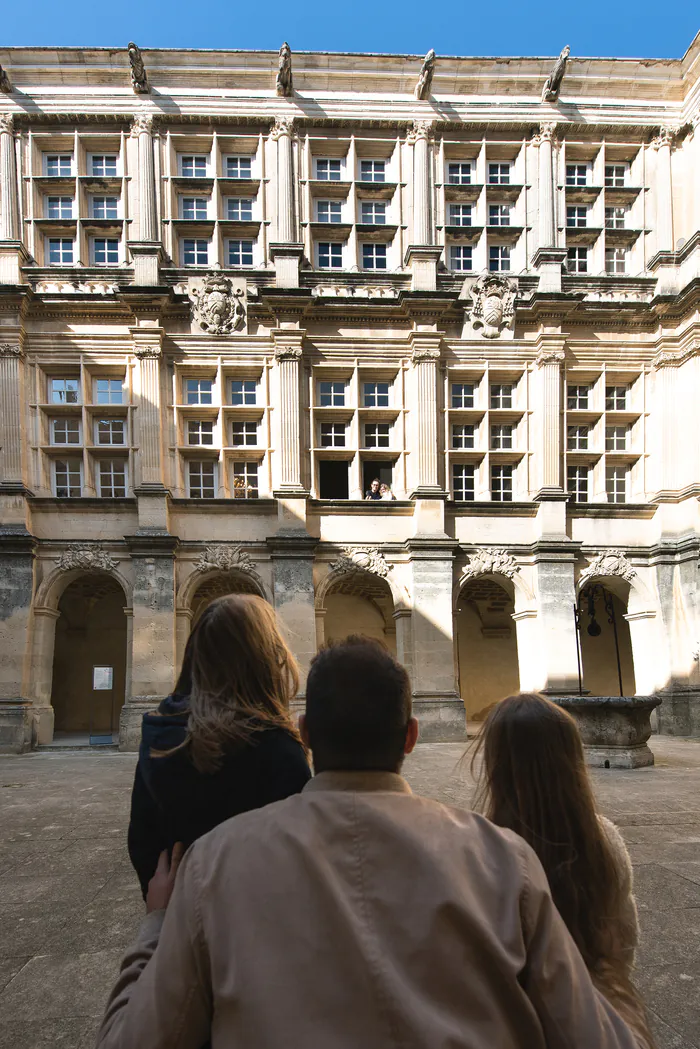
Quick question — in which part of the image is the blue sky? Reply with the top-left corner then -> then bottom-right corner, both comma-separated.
2,0 -> 697,60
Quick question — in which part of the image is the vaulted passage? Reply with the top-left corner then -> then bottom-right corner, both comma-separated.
191,571 -> 265,626
51,575 -> 127,740
578,585 -> 636,697
455,577 -> 520,721
322,573 -> 397,654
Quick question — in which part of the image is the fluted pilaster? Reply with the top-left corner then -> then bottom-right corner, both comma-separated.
652,127 -> 676,253
132,334 -> 164,487
410,121 -> 433,245
0,343 -> 25,488
273,334 -> 305,492
131,115 -> 157,242
535,345 -> 565,493
271,117 -> 296,243
410,336 -> 441,493
538,123 -> 556,249
0,115 -> 18,242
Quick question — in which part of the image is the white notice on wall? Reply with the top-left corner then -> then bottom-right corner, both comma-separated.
93,666 -> 113,691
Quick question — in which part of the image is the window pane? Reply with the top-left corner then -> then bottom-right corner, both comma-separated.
318,381 -> 345,407
230,380 -> 257,405
227,240 -> 254,266
232,461 -> 259,499
50,378 -> 80,404
226,198 -> 253,221
451,383 -> 474,408
453,464 -> 475,500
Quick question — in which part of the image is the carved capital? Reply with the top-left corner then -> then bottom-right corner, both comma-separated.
193,544 -> 256,575
653,345 -> 699,369
130,114 -> 154,137
460,548 -> 520,583
134,345 -> 162,360
0,343 -> 23,359
407,119 -> 435,145
411,345 -> 440,364
579,549 -> 636,587
270,115 -> 295,140
535,347 -> 565,367
0,113 -> 14,134
330,547 -> 393,578
55,544 -> 119,573
539,121 -> 558,143
652,126 -> 680,150
274,344 -> 302,362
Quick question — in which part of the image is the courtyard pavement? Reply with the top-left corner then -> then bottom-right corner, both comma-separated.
0,737 -> 699,1048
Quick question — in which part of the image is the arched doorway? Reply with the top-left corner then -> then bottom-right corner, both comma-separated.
576,583 -> 636,696
321,572 -> 396,654
191,571 -> 265,626
50,575 -> 127,741
455,577 -> 520,721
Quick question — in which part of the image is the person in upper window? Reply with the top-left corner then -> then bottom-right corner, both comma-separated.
380,483 -> 396,501
365,477 -> 382,500
471,692 -> 653,1049
127,593 -> 311,898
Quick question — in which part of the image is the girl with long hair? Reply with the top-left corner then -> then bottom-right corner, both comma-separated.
472,692 -> 654,1048
128,594 -> 311,896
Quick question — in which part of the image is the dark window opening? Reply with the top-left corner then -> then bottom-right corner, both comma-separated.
318,460 -> 349,499
363,460 -> 394,495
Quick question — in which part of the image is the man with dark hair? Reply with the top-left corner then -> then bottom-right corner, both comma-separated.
96,638 -> 639,1049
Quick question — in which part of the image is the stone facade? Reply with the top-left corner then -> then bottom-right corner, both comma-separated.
0,42 -> 700,750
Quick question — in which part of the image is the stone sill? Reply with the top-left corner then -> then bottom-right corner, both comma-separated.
448,501 -> 539,516
569,502 -> 657,518
169,498 -> 277,514
308,499 -> 414,515
29,497 -> 137,511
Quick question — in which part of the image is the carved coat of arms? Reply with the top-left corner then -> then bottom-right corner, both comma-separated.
191,274 -> 245,335
467,275 -> 517,339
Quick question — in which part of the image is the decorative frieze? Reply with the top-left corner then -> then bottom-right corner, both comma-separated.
193,544 -> 256,575
579,550 -> 636,587
653,345 -> 699,368
460,548 -> 520,583
55,545 -> 119,573
331,547 -> 393,578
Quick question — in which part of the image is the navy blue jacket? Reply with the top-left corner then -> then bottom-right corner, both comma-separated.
127,693 -> 311,897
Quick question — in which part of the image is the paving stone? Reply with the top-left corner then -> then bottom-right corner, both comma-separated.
0,949 -> 123,1022
647,1010 -> 697,1049
0,955 -> 30,993
637,964 -> 700,1047
0,1017 -> 99,1049
633,865 -> 700,911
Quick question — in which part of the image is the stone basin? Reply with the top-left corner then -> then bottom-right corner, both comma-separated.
550,695 -> 662,769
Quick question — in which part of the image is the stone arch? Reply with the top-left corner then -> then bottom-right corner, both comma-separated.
316,565 -> 398,655
454,573 -> 521,720
35,561 -> 133,612
575,552 -> 663,696
175,566 -> 270,669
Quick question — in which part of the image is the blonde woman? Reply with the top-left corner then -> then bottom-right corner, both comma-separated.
127,594 -> 311,896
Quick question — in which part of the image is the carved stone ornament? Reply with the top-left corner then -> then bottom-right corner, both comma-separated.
330,547 -> 393,578
55,544 -> 119,573
276,42 -> 293,97
652,126 -> 679,150
467,274 -> 517,339
270,115 -> 295,140
0,113 -> 14,134
130,114 -> 154,137
653,345 -> 698,369
579,550 -> 636,588
274,344 -> 302,362
191,273 -> 245,335
193,544 -> 256,575
414,49 -> 436,101
460,548 -> 520,583
0,65 -> 11,94
411,344 -> 440,363
128,42 -> 149,94
538,121 -> 558,144
407,119 -> 434,145
134,345 -> 162,359
535,347 -> 566,367
0,343 -> 23,358
541,45 -> 570,103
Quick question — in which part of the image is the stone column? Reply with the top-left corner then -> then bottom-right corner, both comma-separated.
532,123 -> 566,293
134,343 -> 164,487
269,117 -> 304,288
27,606 -> 60,744
0,114 -> 18,241
531,542 -> 581,694
534,343 -> 565,515
272,333 -> 305,495
0,342 -> 26,491
406,539 -> 465,740
119,534 -> 178,750
404,121 -> 441,291
409,335 -> 441,495
652,126 -> 675,254
128,115 -> 163,286
0,533 -> 36,753
267,535 -> 318,697
0,114 -> 29,285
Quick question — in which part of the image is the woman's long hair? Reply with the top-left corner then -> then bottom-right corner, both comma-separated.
472,693 -> 626,975
179,594 -> 301,773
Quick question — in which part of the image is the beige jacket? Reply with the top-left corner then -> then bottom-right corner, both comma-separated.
97,772 -> 639,1049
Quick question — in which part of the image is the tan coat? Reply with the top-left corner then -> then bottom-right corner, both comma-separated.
97,772 -> 639,1049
